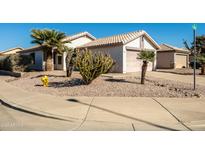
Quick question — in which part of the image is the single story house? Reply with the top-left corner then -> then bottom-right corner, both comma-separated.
157,44 -> 190,69
18,32 -> 96,71
0,47 -> 23,55
15,30 -> 160,73
78,30 -> 160,73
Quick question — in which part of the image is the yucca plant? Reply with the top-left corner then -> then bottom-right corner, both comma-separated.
137,50 -> 155,84
76,49 -> 114,84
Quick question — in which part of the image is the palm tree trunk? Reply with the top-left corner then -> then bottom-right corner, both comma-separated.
141,61 -> 148,84
66,52 -> 74,77
45,48 -> 53,71
201,64 -> 205,75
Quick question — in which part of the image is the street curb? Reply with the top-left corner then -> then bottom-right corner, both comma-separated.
0,97 -> 81,122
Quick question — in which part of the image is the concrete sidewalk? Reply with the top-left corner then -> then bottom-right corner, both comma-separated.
1,80 -> 205,130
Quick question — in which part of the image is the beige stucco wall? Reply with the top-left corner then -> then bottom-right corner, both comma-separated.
157,51 -> 175,69
88,45 -> 124,73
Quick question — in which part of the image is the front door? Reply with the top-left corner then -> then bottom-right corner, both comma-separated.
54,53 -> 63,70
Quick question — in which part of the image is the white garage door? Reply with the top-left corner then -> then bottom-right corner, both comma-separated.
126,50 -> 153,72
175,54 -> 187,68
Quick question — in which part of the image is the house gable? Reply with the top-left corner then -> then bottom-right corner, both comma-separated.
124,34 -> 159,50
124,37 -> 140,48
65,36 -> 94,48
143,36 -> 156,50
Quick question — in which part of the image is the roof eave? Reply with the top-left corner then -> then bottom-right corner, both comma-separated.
77,42 -> 123,49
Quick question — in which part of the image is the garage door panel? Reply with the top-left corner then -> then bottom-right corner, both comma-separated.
175,54 -> 187,68
126,50 -> 153,72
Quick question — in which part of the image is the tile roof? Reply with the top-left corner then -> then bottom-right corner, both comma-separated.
159,44 -> 189,52
0,47 -> 24,54
62,31 -> 96,42
78,30 -> 160,49
18,45 -> 44,53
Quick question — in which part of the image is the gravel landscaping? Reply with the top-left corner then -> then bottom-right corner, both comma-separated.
0,71 -> 205,98
157,68 -> 202,75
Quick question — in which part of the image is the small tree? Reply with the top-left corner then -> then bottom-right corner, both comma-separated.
137,50 -> 155,84
197,54 -> 205,75
184,36 -> 205,75
76,49 -> 114,85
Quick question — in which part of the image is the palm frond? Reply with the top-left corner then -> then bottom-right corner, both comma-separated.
30,28 -> 69,51
137,50 -> 155,62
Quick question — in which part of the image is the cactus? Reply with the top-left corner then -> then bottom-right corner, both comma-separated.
76,49 -> 114,85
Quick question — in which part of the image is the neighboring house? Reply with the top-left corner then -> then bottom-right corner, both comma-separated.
157,44 -> 190,69
78,30 -> 160,73
18,32 -> 96,71
0,47 -> 23,55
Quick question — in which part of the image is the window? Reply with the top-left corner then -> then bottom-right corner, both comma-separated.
58,56 -> 62,65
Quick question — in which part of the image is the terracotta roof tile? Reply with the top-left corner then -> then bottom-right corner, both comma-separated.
62,31 -> 96,42
0,47 -> 23,54
79,30 -> 160,49
159,44 -> 189,52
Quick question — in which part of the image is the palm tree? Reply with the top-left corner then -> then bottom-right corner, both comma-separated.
137,50 -> 155,84
31,29 -> 69,71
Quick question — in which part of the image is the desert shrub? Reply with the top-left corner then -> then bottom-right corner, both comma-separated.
2,54 -> 33,72
76,50 -> 114,85
0,55 -> 8,70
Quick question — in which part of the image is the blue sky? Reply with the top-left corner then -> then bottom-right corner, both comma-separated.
0,23 -> 204,51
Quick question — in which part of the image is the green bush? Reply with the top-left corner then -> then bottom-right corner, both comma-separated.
76,50 -> 114,85
1,54 -> 33,72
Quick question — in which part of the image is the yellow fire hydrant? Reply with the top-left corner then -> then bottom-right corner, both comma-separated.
41,75 -> 49,87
